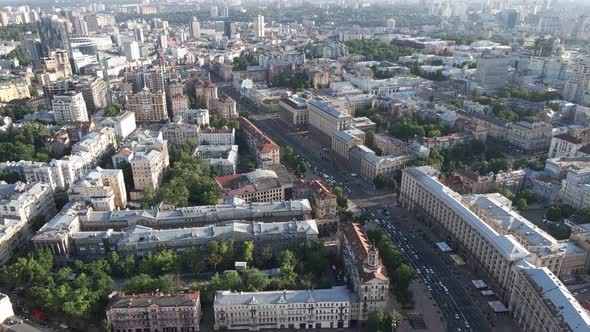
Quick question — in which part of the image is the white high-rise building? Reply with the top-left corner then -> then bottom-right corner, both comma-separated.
134,27 -> 144,43
52,91 -> 89,122
386,17 -> 395,32
254,15 -> 265,39
190,17 -> 200,38
210,5 -> 218,17
563,56 -> 590,106
123,41 -> 140,62
158,34 -> 168,49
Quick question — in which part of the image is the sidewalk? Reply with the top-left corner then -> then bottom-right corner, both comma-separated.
395,282 -> 446,332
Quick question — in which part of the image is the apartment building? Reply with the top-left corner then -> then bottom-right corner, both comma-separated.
215,168 -> 293,204
464,193 -> 587,277
332,128 -> 365,162
216,95 -> 238,119
549,129 -> 590,158
417,132 -> 475,150
509,262 -> 590,332
75,220 -> 318,259
68,167 -> 127,211
192,145 -> 238,175
32,200 -> 315,259
509,121 -> 553,152
173,109 -> 210,126
52,91 -> 89,122
106,292 -> 201,332
194,79 -> 218,109
279,95 -> 309,131
126,88 -> 168,123
293,179 -> 337,235
238,117 -> 280,167
214,287 -> 351,330
162,123 -> 235,146
360,153 -> 414,182
0,78 -> 30,103
130,139 -> 169,192
340,222 -> 389,321
96,111 -> 136,139
0,128 -> 115,192
559,166 -> 590,210
307,100 -> 353,146
80,78 -> 107,112
400,166 -> 590,331
0,182 -> 55,264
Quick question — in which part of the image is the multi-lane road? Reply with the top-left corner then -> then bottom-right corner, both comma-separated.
370,205 -> 494,332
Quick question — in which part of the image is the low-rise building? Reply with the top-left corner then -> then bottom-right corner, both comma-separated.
238,117 -> 280,167
32,200 -> 316,259
192,145 -> 238,175
214,287 -> 352,331
106,292 -> 201,332
417,132 -> 475,150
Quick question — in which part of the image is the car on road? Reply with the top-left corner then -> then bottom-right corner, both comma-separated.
455,314 -> 460,320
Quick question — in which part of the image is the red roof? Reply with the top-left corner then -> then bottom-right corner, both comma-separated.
215,173 -> 244,187
238,116 -> 279,152
342,222 -> 388,283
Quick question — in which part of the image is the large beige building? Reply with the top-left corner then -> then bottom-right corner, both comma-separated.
214,287 -> 351,330
400,166 -> 590,331
509,121 -> 553,152
279,95 -> 309,131
68,167 -> 127,211
130,139 -> 169,192
0,78 -> 30,103
52,91 -> 89,122
126,88 -> 168,123
107,292 -> 201,332
307,100 -> 353,146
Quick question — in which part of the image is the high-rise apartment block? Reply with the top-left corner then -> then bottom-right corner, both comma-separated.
254,15 -> 265,39
126,88 -> 168,123
52,91 -> 89,122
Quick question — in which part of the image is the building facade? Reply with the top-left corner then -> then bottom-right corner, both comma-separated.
52,92 -> 89,122
214,287 -> 351,331
126,89 -> 168,123
106,292 -> 201,332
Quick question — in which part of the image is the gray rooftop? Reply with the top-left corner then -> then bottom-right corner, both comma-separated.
308,100 -> 351,119
523,266 -> 590,331
405,167 -> 529,260
215,286 -> 352,306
